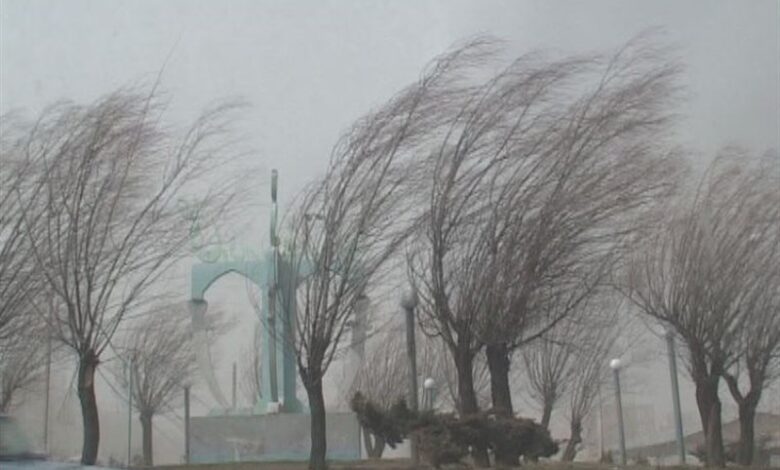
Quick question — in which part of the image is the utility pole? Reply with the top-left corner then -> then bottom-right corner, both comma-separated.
184,385 -> 191,464
665,330 -> 686,464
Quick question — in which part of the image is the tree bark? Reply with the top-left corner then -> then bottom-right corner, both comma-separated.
362,426 -> 386,459
454,346 -> 490,468
305,379 -> 328,470
486,343 -> 513,416
561,419 -> 582,462
77,350 -> 100,465
540,402 -> 553,430
723,373 -> 761,467
486,343 -> 516,467
694,376 -> 725,467
140,411 -> 154,466
736,402 -> 756,466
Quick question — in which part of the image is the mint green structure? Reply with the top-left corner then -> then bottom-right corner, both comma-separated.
190,169 -> 303,413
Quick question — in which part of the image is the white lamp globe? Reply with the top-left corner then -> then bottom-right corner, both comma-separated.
400,288 -> 419,310
610,358 -> 622,370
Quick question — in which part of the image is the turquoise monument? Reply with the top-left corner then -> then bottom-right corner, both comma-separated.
189,169 -> 303,413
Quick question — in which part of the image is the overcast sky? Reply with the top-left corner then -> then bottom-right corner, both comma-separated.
2,0 -> 779,462
2,0 -> 778,201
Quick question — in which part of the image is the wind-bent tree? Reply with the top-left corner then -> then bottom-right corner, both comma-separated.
410,34 -> 681,467
720,152 -> 780,466
560,308 -> 624,462
112,304 -> 202,466
281,42 -> 486,470
626,151 -> 777,467
522,319 -> 581,430
520,301 -> 627,461
407,42 -> 586,467
0,317 -> 49,412
10,91 -> 244,464
478,35 -> 681,422
349,331 -> 408,458
0,120 -> 42,341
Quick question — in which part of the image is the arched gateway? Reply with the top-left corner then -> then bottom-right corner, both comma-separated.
188,169 -> 303,413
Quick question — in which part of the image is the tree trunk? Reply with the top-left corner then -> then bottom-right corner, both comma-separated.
486,343 -> 516,467
486,343 -> 513,415
140,412 -> 154,466
561,419 -> 582,462
694,376 -> 725,467
306,378 -> 328,470
736,402 -> 756,466
362,426 -> 386,459
540,402 -> 553,430
77,350 -> 100,465
454,346 -> 490,468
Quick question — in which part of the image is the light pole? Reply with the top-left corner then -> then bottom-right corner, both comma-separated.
400,287 -> 419,465
184,384 -> 191,464
664,329 -> 686,464
422,378 -> 436,411
610,358 -> 627,466
127,355 -> 134,466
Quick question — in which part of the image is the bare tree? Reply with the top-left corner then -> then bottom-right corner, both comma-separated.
521,319 -> 581,430
0,317 -> 48,412
478,35 -> 681,423
626,151 -> 777,467
560,308 -> 625,462
280,42 -> 486,470
720,152 -> 780,466
12,90 -> 245,464
410,34 -> 681,467
349,331 -> 407,458
418,333 -> 491,413
111,304 -> 200,467
0,117 -> 43,341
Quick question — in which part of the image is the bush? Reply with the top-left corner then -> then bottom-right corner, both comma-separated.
350,392 -> 409,449
413,411 -> 558,468
351,392 -> 558,468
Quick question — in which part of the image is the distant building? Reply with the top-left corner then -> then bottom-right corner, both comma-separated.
625,412 -> 780,466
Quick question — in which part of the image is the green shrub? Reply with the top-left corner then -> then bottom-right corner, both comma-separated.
350,392 -> 558,468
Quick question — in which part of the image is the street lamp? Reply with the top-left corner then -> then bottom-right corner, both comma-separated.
610,358 -> 627,466
664,328 -> 686,464
423,377 -> 436,411
400,287 -> 419,464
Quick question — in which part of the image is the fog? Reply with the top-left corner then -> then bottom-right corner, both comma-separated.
1,0 -> 778,465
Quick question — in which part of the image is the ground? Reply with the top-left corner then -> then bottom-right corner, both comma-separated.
149,461 -> 778,470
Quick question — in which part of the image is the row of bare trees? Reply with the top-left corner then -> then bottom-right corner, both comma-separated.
284,32 -> 778,469
279,33 -> 700,469
627,150 -> 780,466
0,90 -> 246,464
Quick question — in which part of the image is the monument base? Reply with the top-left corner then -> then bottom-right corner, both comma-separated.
190,412 -> 361,463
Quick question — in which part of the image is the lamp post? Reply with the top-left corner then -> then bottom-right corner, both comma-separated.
664,329 -> 686,464
400,287 -> 419,465
610,358 -> 627,466
184,384 -> 191,464
127,355 -> 134,466
423,377 -> 436,411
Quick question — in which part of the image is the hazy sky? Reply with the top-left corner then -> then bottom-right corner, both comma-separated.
2,0 -> 778,201
2,0 -> 779,463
